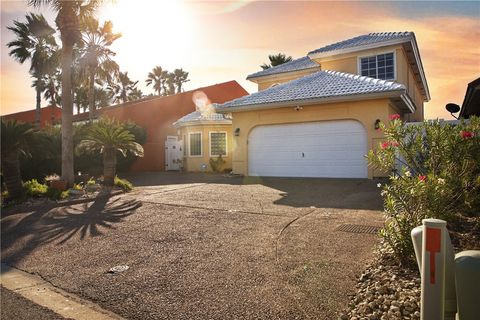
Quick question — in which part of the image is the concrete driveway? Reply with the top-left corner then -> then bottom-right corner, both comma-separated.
1,173 -> 383,319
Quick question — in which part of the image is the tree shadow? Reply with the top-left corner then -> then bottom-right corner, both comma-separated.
1,195 -> 142,266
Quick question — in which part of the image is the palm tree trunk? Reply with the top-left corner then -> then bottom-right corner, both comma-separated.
103,147 -> 116,186
1,151 -> 24,199
61,44 -> 74,187
35,86 -> 41,127
88,70 -> 95,122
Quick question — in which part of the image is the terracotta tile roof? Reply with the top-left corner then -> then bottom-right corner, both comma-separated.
246,56 -> 319,80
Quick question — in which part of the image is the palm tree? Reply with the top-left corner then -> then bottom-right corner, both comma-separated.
7,13 -> 57,127
260,53 -> 292,70
1,120 -> 38,198
171,68 -> 189,93
28,0 -> 103,187
76,118 -> 144,185
79,17 -> 120,121
166,72 -> 176,95
129,87 -> 143,101
108,71 -> 139,103
145,66 -> 163,96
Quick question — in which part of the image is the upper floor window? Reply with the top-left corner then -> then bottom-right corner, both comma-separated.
360,52 -> 395,80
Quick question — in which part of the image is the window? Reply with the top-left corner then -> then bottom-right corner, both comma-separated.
189,132 -> 202,156
210,132 -> 227,156
360,52 -> 395,80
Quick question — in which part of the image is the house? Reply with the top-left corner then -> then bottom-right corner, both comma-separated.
74,80 -> 248,172
459,77 -> 480,119
214,32 -> 430,179
1,105 -> 62,127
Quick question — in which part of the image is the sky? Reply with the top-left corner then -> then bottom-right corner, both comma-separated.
1,0 -> 479,119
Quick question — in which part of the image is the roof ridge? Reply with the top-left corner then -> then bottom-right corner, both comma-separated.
322,70 -> 405,90
367,31 -> 411,37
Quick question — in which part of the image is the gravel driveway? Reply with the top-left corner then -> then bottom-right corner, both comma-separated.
1,173 -> 383,319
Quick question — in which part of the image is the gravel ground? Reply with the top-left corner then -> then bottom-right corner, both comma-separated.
1,286 -> 68,320
1,173 -> 384,319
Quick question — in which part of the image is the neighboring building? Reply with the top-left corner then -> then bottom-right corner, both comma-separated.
173,109 -> 233,172
459,77 -> 480,119
74,80 -> 248,172
215,32 -> 430,179
1,105 -> 62,127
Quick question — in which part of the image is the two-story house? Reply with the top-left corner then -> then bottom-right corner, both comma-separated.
215,32 -> 430,179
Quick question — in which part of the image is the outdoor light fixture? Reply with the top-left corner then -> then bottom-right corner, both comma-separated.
374,119 -> 381,130
234,128 -> 240,136
294,106 -> 303,111
445,103 -> 460,120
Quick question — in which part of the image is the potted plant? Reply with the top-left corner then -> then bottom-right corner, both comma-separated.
45,174 -> 67,191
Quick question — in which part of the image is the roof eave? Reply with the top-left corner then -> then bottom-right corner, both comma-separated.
215,90 -> 405,113
246,66 -> 320,82
173,119 -> 232,128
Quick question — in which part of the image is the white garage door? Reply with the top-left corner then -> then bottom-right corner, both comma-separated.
248,120 -> 368,178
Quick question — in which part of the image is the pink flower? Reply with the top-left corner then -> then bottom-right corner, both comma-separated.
390,141 -> 399,147
380,141 -> 399,149
418,175 -> 427,182
460,131 -> 474,139
389,114 -> 401,121
381,142 -> 390,149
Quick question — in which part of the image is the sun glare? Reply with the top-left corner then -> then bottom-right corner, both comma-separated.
98,0 -> 197,72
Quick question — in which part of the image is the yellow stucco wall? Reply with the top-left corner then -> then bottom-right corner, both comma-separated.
255,68 -> 320,91
230,99 -> 400,178
318,45 -> 425,112
177,124 -> 233,172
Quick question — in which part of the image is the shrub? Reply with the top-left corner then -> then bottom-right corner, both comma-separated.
114,176 -> 133,192
368,116 -> 480,265
209,155 -> 226,173
46,187 -> 69,200
23,179 -> 48,197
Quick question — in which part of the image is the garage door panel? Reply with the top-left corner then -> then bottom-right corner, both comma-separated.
248,120 -> 367,178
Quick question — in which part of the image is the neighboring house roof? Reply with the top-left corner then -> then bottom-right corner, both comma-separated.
459,77 -> 480,119
307,32 -> 430,101
173,110 -> 232,128
73,80 -> 249,123
246,56 -> 320,80
1,105 -> 62,127
216,70 -> 413,112
308,32 -> 412,55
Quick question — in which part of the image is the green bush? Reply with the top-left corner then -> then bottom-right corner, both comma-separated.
368,115 -> 480,265
46,187 -> 69,200
114,176 -> 133,192
209,155 -> 226,173
23,179 -> 48,197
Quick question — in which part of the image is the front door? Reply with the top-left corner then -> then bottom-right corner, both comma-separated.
165,136 -> 183,171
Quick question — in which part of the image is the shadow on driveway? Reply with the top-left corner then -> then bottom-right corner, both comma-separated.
1,195 -> 141,266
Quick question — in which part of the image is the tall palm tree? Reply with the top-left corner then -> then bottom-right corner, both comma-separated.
171,68 -> 189,93
28,0 -> 103,187
79,17 -> 120,121
260,53 -> 292,70
166,72 -> 176,95
129,87 -> 143,101
77,118 -> 144,185
1,120 -> 38,198
108,71 -> 138,103
145,66 -> 163,96
7,13 -> 57,127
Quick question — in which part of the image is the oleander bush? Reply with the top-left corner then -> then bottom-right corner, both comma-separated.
368,115 -> 480,265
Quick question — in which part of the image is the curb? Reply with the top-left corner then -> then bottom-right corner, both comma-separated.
0,264 -> 125,320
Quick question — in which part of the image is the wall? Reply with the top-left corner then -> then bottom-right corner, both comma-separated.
315,45 -> 425,121
2,105 -> 62,127
178,124 -> 233,172
101,81 -> 248,172
229,98 -> 399,178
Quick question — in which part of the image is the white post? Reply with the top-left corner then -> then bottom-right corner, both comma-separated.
421,218 -> 447,320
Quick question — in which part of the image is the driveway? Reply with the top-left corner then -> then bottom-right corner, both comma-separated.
1,173 -> 383,319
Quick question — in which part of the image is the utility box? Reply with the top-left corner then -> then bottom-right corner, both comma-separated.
454,251 -> 480,320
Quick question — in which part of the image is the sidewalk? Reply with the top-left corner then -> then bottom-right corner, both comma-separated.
0,264 -> 124,320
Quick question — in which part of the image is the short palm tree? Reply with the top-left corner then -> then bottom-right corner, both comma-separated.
171,68 -> 190,93
260,53 -> 292,70
79,17 -> 120,121
145,66 -> 164,96
76,118 -> 144,185
7,13 -> 57,127
1,120 -> 38,198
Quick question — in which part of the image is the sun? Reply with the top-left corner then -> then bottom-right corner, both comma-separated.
98,0 -> 197,72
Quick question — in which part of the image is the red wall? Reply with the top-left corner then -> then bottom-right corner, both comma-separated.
2,105 -> 62,127
102,81 -> 248,172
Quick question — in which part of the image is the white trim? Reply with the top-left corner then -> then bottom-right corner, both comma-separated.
188,131 -> 203,157
400,94 -> 416,113
209,131 -> 228,157
357,51 -> 397,81
173,119 -> 232,129
216,90 -> 405,113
